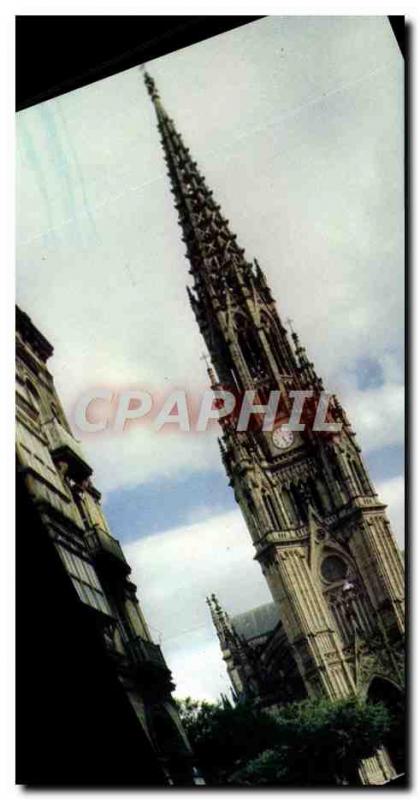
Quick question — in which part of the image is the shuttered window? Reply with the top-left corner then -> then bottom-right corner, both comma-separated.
57,544 -> 111,615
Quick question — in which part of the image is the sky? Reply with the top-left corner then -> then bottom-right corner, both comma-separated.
16,16 -> 404,701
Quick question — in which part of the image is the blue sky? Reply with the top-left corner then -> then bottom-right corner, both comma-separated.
104,469 -> 236,541
16,16 -> 404,699
103,442 -> 404,548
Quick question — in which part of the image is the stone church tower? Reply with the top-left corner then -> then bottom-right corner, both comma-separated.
144,70 -> 405,782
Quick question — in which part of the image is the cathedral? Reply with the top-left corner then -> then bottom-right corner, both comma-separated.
15,306 -> 194,785
143,70 -> 405,784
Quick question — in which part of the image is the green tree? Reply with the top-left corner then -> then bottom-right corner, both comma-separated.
177,695 -> 390,786
177,696 -> 281,784
231,697 -> 390,786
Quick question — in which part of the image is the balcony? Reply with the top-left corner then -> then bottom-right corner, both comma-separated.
86,525 -> 131,574
43,419 -> 92,482
126,636 -> 172,684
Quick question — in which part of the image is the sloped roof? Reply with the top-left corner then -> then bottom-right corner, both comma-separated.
232,602 -> 280,642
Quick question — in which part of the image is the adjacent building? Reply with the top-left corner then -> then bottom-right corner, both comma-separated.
207,596 -> 307,708
16,306 -> 193,786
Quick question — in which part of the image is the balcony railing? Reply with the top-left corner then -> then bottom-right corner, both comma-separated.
43,418 -> 92,482
126,635 -> 169,673
86,525 -> 130,573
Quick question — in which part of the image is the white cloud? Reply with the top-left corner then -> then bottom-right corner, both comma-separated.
377,474 -> 405,549
81,424 -> 222,493
342,382 -> 404,453
163,631 -> 232,703
124,510 -> 272,701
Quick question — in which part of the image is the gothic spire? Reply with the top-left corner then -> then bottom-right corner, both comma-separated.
143,70 -> 264,308
206,594 -> 236,648
143,69 -> 321,395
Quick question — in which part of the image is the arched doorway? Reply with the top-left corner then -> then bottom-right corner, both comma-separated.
367,677 -> 406,776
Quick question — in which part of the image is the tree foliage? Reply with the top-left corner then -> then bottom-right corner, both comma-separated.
177,695 -> 390,786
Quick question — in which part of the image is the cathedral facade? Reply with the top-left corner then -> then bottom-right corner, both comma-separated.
144,71 -> 405,784
15,306 -> 194,785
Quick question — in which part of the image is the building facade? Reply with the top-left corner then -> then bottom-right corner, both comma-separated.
207,596 -> 307,709
16,306 -> 193,786
144,71 -> 405,784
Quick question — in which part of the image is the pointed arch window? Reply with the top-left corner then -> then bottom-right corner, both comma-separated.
331,459 -> 350,501
351,458 -> 371,495
244,490 -> 259,534
320,552 -> 375,644
307,478 -> 325,516
211,327 -> 241,393
236,314 -> 267,381
348,458 -> 366,495
290,483 -> 308,524
281,487 -> 297,526
316,478 -> 333,512
263,493 -> 280,530
261,314 -> 286,375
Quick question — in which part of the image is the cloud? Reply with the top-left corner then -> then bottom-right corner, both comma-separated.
342,381 -> 404,453
124,510 -> 272,701
81,424 -> 222,493
377,474 -> 405,548
162,630 -> 232,703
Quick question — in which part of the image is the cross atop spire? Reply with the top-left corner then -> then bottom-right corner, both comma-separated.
285,317 -> 295,336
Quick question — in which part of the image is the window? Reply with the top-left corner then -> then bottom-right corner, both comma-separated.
16,380 -> 40,420
236,315 -> 267,381
290,483 -> 308,523
261,316 -> 286,374
307,478 -> 325,515
321,555 -> 348,584
26,379 -> 40,406
57,544 -> 110,615
348,459 -> 363,494
16,421 -> 63,491
263,494 -> 279,529
125,599 -> 148,639
350,458 -> 370,495
282,487 -> 297,525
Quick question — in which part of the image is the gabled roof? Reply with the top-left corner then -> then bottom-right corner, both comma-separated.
231,602 -> 280,643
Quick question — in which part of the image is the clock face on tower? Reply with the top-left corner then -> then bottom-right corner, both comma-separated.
272,427 -> 295,451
